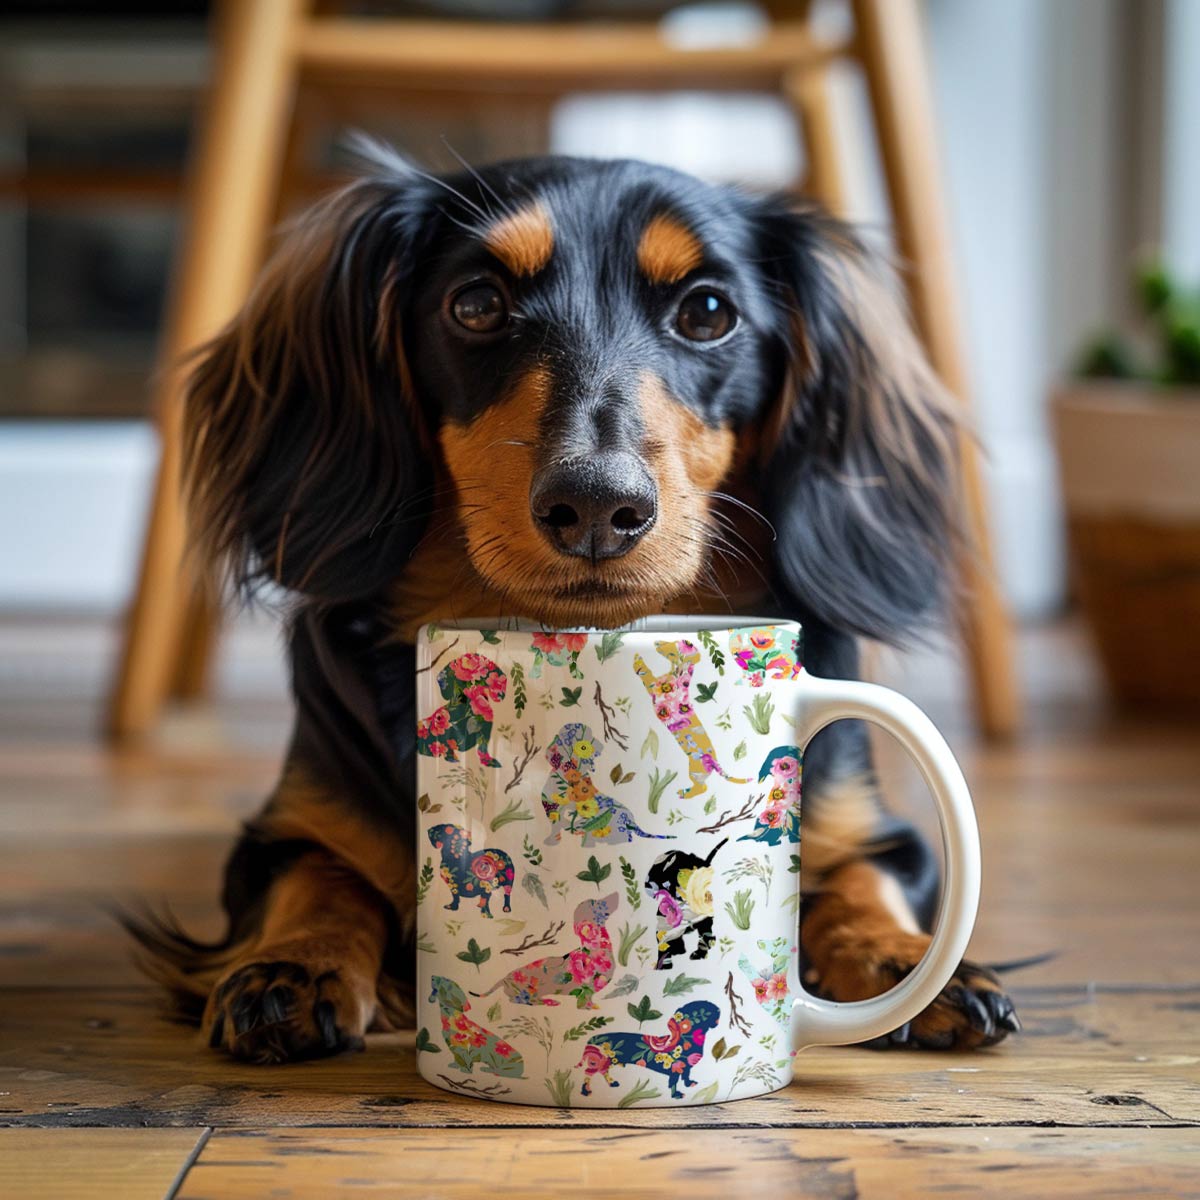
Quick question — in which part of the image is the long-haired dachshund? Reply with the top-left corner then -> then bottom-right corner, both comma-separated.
124,145 -> 1019,1063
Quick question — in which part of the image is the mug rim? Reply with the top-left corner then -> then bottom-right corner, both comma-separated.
417,614 -> 798,638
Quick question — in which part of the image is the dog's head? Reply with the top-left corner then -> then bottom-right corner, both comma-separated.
429,974 -> 468,1012
546,722 -> 599,775
679,1000 -> 722,1034
186,147 -> 959,639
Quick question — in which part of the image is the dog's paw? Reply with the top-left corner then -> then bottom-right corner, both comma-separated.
805,928 -> 1021,1051
204,954 -> 374,1064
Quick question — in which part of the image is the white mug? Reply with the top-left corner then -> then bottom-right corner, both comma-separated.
414,617 -> 979,1107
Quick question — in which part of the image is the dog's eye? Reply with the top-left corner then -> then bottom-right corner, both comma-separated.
676,289 -> 736,342
451,283 -> 508,334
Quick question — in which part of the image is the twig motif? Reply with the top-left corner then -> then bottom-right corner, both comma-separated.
504,725 -> 541,794
501,919 -> 566,956
593,682 -> 629,750
698,793 -> 761,835
415,636 -> 461,675
726,971 -> 752,1037
435,1074 -> 511,1098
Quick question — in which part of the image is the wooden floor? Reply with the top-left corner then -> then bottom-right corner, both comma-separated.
1,617 -> 1197,1197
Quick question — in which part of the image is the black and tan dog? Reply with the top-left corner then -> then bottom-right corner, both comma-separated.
125,145 -> 1019,1062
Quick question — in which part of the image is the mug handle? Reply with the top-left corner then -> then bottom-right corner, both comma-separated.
789,674 -> 981,1051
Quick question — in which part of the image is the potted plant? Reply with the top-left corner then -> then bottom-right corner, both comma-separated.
1053,264 -> 1200,706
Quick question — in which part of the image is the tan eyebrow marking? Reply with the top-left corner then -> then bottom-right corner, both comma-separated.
637,214 -> 704,285
482,202 -> 554,277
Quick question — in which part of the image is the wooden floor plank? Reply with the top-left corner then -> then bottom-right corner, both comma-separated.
1,985 -> 1196,1129
0,1127 -> 207,1200
176,1127 -> 1200,1199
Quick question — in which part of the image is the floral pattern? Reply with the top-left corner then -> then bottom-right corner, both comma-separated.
417,654 -> 506,765
416,623 -> 807,1107
738,747 -> 802,846
577,1001 -> 721,1098
729,625 -> 803,688
540,722 -> 670,845
475,893 -> 618,1009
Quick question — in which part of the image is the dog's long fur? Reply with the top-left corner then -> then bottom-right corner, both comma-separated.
123,147 -> 1018,1061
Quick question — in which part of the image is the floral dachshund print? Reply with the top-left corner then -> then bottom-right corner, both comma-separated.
738,937 -> 793,1028
644,839 -> 726,969
472,892 -> 618,1009
417,653 -> 506,766
633,639 -> 748,799
427,823 -> 515,917
738,746 -> 801,845
728,625 -> 802,687
578,1001 -> 721,1099
429,975 -> 524,1078
540,723 -> 670,846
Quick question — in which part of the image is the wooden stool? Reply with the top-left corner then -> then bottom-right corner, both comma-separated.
107,0 -> 1020,741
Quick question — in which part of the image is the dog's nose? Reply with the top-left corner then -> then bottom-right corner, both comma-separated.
530,453 -> 657,560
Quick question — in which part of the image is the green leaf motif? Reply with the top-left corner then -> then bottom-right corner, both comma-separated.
576,855 -> 612,888
563,1015 -> 614,1042
415,1027 -> 440,1053
647,767 -> 678,814
724,888 -> 755,931
640,728 -> 659,760
522,872 -> 549,908
491,795 -> 533,831
697,630 -> 726,675
457,937 -> 491,970
733,739 -> 747,761
619,856 -> 642,910
595,631 -> 626,662
743,692 -> 775,736
560,686 -> 583,707
661,973 -> 707,997
522,834 -> 543,867
690,1081 -> 721,1105
627,994 -> 663,1026
487,1001 -> 503,1023
617,1078 -> 662,1108
416,857 -> 434,906
545,1069 -> 574,1108
616,922 -> 648,967
608,973 -> 639,998
695,681 -> 718,704
788,854 -> 801,874
511,661 -> 527,718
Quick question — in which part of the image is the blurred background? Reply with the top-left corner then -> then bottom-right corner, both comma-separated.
1,0 -> 1198,739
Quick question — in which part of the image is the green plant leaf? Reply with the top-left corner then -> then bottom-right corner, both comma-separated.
616,1078 -> 662,1108
545,1068 -> 575,1108
661,973 -> 707,997
640,728 -> 659,760
733,739 -> 747,761
522,872 -> 549,908
560,686 -> 583,707
595,631 -> 626,662
608,973 -> 639,998
695,681 -> 718,704
490,795 -> 533,831
690,1081 -> 720,1105
619,856 -> 641,910
456,937 -> 491,970
415,1027 -> 440,1053
563,1015 -> 614,1042
647,767 -> 678,814
627,994 -> 662,1026
486,1001 -> 502,1023
576,855 -> 612,888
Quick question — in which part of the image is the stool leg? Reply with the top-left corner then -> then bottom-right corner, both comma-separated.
785,63 -> 847,215
107,0 -> 307,741
852,0 -> 1020,738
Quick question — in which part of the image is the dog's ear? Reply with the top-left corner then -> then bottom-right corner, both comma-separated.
753,202 -> 964,644
183,166 -> 434,601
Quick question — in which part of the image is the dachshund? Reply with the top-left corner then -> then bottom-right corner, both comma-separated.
416,652 -> 505,765
540,722 -> 669,846
633,639 -> 750,798
123,144 -> 1019,1062
429,975 -> 524,1078
426,823 -> 515,918
644,839 -> 727,969
472,892 -> 618,1009
578,1000 -> 721,1099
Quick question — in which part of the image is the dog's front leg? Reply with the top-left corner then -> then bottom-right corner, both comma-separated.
203,849 -> 387,1064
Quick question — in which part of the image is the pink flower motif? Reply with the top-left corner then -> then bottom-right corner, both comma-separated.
416,720 -> 429,740
655,889 -> 683,928
576,921 -> 599,943
581,1045 -> 610,1071
752,977 -> 769,1001
486,670 -> 507,700
428,741 -> 446,758
463,686 -> 494,722
532,632 -> 562,653
691,1028 -> 705,1045
700,752 -> 718,774
749,671 -> 765,687
451,653 -> 488,681
562,633 -> 588,652
429,708 -> 450,735
761,806 -> 785,828
568,949 -> 593,982
686,1051 -> 703,1067
767,973 -> 789,1000
472,855 -> 498,882
771,755 -> 799,780
645,1019 -> 682,1053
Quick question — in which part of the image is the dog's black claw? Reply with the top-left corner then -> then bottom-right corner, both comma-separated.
314,998 -> 340,1049
262,985 -> 294,1025
232,991 -> 262,1036
889,1021 -> 911,1045
208,1011 -> 225,1048
957,987 -> 995,1039
994,997 -> 1022,1033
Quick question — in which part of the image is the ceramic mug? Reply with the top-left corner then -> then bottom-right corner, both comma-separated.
415,617 -> 979,1108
